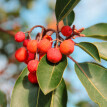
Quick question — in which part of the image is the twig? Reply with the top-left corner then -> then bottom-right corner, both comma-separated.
67,55 -> 85,74
0,27 -> 15,36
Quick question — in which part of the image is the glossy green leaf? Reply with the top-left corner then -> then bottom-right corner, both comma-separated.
63,11 -> 75,26
50,79 -> 67,107
0,90 -> 7,107
11,67 -> 67,107
37,55 -> 67,95
76,42 -> 101,62
82,23 -> 107,40
93,42 -> 107,60
75,62 -> 107,107
11,67 -> 39,107
55,0 -> 80,22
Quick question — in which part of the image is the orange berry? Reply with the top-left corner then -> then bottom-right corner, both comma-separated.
15,31 -> 25,42
43,35 -> 52,41
47,48 -> 62,63
15,47 -> 27,62
28,72 -> 38,84
38,39 -> 51,53
61,26 -> 72,37
60,39 -> 74,55
27,60 -> 39,73
27,40 -> 37,53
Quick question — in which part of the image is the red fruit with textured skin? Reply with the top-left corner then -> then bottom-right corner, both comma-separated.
61,26 -> 72,37
27,40 -> 37,53
39,53 -> 45,60
43,35 -> 52,41
23,39 -> 30,47
38,39 -> 51,53
15,31 -> 25,42
47,48 -> 62,63
24,51 -> 35,64
28,72 -> 38,84
15,47 -> 27,62
27,60 -> 39,73
60,39 -> 74,55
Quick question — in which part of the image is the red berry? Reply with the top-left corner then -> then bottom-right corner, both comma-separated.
15,31 -> 25,42
38,39 -> 51,54
47,48 -> 62,63
39,53 -> 45,60
15,47 -> 27,62
27,40 -> 37,53
23,39 -> 30,47
27,60 -> 39,73
28,72 -> 38,84
61,26 -> 72,37
25,51 -> 35,64
60,39 -> 74,55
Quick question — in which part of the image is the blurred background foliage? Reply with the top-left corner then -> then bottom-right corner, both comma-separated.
0,0 -> 107,107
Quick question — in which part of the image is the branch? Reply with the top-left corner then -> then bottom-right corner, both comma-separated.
67,55 -> 85,73
0,27 -> 15,36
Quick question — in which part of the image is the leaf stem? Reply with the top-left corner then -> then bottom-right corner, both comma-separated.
67,55 -> 85,74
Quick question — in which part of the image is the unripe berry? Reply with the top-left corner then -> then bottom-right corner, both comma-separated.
61,26 -> 72,37
39,53 -> 45,60
25,51 -> 35,64
15,47 -> 27,62
47,48 -> 62,63
38,39 -> 51,53
23,39 -> 30,47
60,39 -> 74,55
27,60 -> 39,73
27,40 -> 37,53
28,72 -> 38,84
43,35 -> 52,41
15,31 -> 25,42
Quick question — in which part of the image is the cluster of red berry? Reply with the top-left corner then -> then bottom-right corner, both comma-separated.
14,26 -> 75,84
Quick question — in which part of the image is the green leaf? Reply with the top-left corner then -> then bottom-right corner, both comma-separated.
82,23 -> 107,40
11,67 -> 67,107
76,42 -> 101,62
50,79 -> 67,107
55,0 -> 80,22
0,90 -> 7,107
93,42 -> 107,60
63,11 -> 75,26
75,62 -> 107,107
11,67 -> 39,107
37,55 -> 67,95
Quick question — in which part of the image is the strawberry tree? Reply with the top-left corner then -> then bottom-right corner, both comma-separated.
11,0 -> 107,107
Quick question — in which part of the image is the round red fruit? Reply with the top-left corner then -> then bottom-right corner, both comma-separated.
60,39 -> 74,55
15,47 -> 27,62
15,31 -> 25,42
28,72 -> 38,84
47,48 -> 62,63
24,51 -> 35,64
39,53 -> 45,60
38,39 -> 51,53
23,39 -> 30,47
61,26 -> 72,37
27,60 -> 39,73
27,40 -> 37,53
